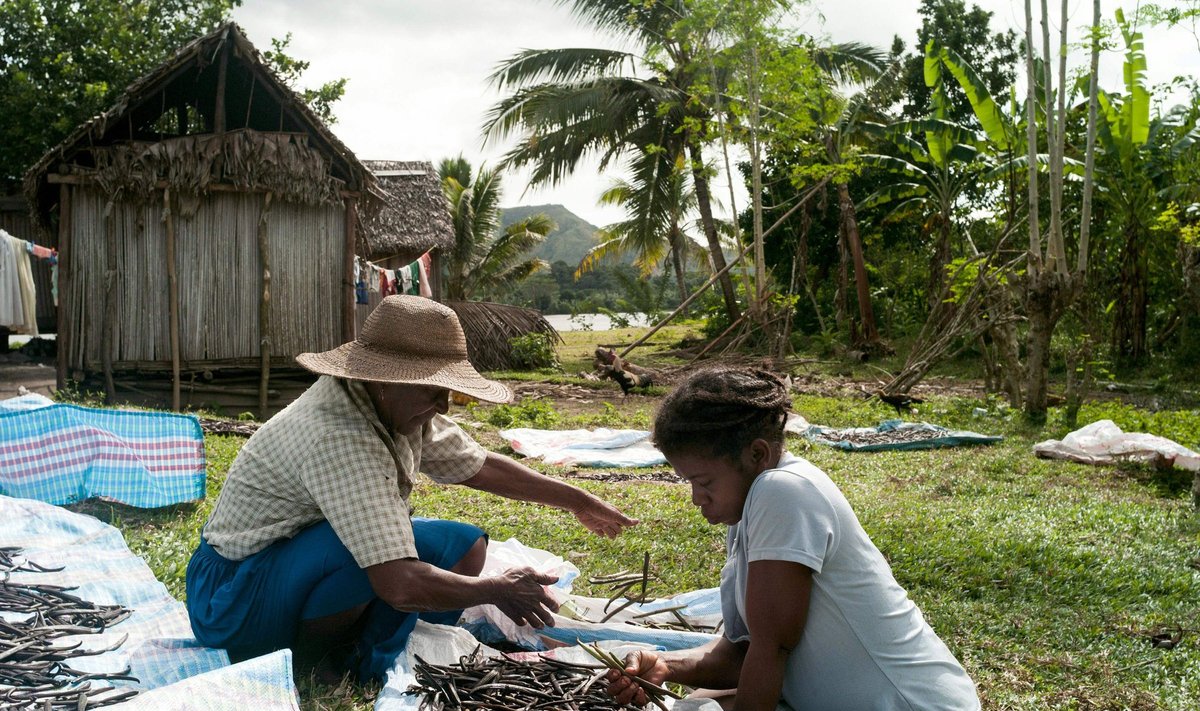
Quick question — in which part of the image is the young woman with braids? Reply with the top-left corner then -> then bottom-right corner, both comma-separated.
605,367 -> 980,711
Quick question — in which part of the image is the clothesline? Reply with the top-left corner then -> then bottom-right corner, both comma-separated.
355,252 -> 432,302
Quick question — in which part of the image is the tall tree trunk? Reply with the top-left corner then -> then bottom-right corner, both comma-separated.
1023,0 -> 1081,420
1062,0 -> 1103,425
835,220 -> 850,332
837,181 -> 879,347
1024,278 -> 1056,423
927,216 -> 953,310
688,140 -> 741,323
1113,225 -> 1148,362
669,227 -> 688,313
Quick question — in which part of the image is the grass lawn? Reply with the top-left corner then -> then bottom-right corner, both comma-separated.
88,329 -> 1199,710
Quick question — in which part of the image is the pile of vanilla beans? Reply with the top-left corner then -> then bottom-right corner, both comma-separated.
811,427 -> 944,447
588,553 -> 721,635
408,645 -> 680,711
0,546 -> 139,709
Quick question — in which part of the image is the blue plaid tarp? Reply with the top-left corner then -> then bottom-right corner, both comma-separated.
0,494 -> 298,708
0,398 -> 205,507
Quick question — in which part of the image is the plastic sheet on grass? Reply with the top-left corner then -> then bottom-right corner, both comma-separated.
801,419 -> 1003,452
0,494 -> 298,708
1034,419 -> 1200,471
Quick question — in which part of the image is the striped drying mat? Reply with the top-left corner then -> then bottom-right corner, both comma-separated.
0,397 -> 205,507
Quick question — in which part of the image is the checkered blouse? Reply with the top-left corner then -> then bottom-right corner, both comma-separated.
202,376 -> 487,568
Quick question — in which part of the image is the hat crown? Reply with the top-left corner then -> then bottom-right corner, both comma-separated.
294,294 -> 512,403
358,296 -> 468,360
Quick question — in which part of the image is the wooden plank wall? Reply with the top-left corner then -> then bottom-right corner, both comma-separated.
66,186 -> 343,369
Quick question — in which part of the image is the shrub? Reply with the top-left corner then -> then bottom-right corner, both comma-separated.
508,332 -> 560,370
474,398 -> 561,429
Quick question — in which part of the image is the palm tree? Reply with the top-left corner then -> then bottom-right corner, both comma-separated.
482,0 -> 743,324
576,148 -> 700,308
805,43 -> 894,349
438,156 -> 555,301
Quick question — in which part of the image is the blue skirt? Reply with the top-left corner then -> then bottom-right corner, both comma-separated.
185,517 -> 484,681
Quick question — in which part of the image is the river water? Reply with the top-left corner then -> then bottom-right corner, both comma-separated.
543,312 -> 654,332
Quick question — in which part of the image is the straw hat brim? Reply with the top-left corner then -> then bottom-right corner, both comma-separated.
296,342 -> 513,404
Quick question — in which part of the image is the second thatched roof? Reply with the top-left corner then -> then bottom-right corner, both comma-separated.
361,160 -> 454,264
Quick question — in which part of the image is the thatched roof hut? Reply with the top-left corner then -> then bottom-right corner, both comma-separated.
21,23 -> 448,416
24,23 -> 379,228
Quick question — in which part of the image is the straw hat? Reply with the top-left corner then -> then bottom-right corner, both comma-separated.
296,296 -> 513,403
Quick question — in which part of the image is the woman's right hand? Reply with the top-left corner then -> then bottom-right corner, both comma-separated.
605,650 -> 671,706
490,566 -> 559,628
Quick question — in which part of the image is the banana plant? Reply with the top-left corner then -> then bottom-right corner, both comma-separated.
859,78 -> 992,309
806,56 -> 898,348
1089,8 -> 1196,362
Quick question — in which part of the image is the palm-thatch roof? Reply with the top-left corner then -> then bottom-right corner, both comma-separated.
23,22 -> 380,228
360,160 -> 454,264
446,301 -> 561,372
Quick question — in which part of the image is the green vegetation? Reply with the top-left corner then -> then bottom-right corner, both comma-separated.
439,157 -> 555,301
98,384 -> 1200,710
507,332 -> 560,370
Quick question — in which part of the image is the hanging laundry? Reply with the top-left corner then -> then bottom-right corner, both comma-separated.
410,261 -> 422,295
0,231 -> 22,329
0,231 -> 38,335
400,260 -> 415,294
26,243 -> 55,261
353,253 -> 435,301
23,241 -> 58,307
417,252 -> 433,298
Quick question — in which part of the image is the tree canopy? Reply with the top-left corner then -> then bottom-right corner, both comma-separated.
0,0 -> 344,192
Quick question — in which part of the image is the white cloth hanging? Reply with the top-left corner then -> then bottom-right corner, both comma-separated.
0,232 -> 28,333
14,236 -> 37,335
416,256 -> 432,298
0,230 -> 37,333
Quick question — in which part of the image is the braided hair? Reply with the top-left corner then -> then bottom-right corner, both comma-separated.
653,366 -> 790,460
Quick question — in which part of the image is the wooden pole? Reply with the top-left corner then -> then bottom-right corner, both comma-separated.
343,198 -> 357,343
163,188 -> 181,411
619,241 -> 753,360
213,36 -> 228,135
429,250 -> 443,302
619,178 -> 830,360
257,192 -> 274,418
102,203 -> 117,403
55,185 -> 71,392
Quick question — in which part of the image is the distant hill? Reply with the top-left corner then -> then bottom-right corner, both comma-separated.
499,204 -> 606,266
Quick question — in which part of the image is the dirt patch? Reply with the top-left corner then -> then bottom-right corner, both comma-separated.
506,380 -> 659,418
0,363 -> 56,400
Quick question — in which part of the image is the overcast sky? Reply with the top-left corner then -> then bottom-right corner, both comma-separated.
230,1 -> 1200,227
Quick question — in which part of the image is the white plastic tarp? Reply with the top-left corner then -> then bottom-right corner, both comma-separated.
378,538 -> 720,711
500,428 -> 667,467
1034,419 -> 1200,471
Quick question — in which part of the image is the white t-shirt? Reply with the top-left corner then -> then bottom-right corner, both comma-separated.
720,453 -> 980,711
